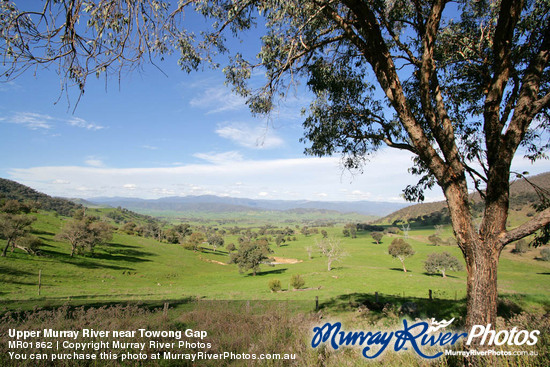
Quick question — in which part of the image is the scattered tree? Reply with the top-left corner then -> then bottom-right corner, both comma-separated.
56,217 -> 113,257
401,223 -> 411,239
305,246 -> 313,260
15,235 -> 43,255
0,200 -> 36,257
226,242 -> 236,253
317,237 -> 347,271
321,230 -> 328,238
184,232 -> 205,252
512,239 -> 529,254
424,252 -> 464,278
371,232 -> 384,244
540,248 -> 550,262
207,233 -> 224,252
388,239 -> 415,273
428,234 -> 444,246
275,234 -> 286,247
229,240 -> 273,276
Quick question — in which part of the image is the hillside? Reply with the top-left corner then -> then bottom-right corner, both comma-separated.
378,172 -> 550,225
0,178 -> 82,216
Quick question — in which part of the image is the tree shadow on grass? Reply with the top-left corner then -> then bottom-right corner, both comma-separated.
422,272 -> 459,279
318,292 -> 468,325
199,248 -> 229,257
90,243 -> 155,263
389,267 -> 411,273
247,268 -> 288,277
31,229 -> 55,236
58,258 -> 135,271
0,265 -> 34,277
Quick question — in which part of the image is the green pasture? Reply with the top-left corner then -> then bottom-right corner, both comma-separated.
1,211 -> 549,317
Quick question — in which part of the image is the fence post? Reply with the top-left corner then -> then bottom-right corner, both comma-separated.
429,289 -> 433,300
315,296 -> 319,311
38,270 -> 42,296
375,292 -> 379,303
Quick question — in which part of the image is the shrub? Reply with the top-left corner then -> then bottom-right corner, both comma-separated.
268,279 -> 282,292
540,248 -> 550,261
290,274 -> 305,290
424,252 -> 463,277
512,239 -> 528,254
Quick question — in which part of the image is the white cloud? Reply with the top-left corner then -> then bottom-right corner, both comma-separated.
67,117 -> 105,130
193,151 -> 243,164
215,122 -> 284,149
189,87 -> 246,113
52,179 -> 70,184
6,112 -> 54,130
142,145 -> 158,150
7,149 -> 550,202
85,158 -> 104,167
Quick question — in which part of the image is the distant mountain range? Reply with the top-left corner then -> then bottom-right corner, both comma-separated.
87,195 -> 408,216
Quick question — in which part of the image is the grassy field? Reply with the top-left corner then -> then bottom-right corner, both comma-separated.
1,210 -> 549,317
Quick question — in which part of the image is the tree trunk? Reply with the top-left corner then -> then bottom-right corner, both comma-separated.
442,179 -> 502,335
400,258 -> 407,272
1,239 -> 11,257
464,240 -> 500,330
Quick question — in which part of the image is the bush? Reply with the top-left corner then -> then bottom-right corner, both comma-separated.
424,252 -> 463,277
512,239 -> 528,254
290,274 -> 305,290
540,248 -> 550,261
268,279 -> 282,292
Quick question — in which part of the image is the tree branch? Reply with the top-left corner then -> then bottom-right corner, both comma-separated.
498,207 -> 550,247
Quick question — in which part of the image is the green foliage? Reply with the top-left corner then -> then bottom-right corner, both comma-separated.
16,235 -> 43,255
512,239 -> 529,254
343,223 -> 357,238
55,217 -> 113,257
268,279 -> 282,292
0,178 -> 81,216
424,252 -> 464,278
388,239 -> 415,272
0,201 -> 37,257
371,232 -> 384,244
229,239 -> 273,276
290,274 -> 305,290
184,232 -> 206,252
207,233 -> 224,252
428,234 -> 443,246
317,236 -> 347,271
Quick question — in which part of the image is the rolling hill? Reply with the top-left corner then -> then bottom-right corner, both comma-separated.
377,171 -> 550,225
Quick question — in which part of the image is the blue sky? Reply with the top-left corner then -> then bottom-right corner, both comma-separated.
1,7 -> 549,203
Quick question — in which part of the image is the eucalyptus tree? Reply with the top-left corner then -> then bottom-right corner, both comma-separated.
2,0 -> 549,330
201,0 -> 550,330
